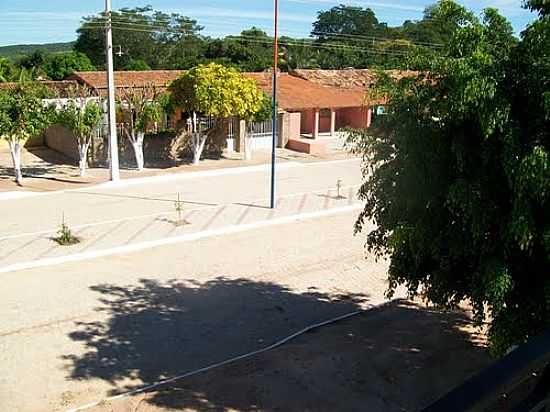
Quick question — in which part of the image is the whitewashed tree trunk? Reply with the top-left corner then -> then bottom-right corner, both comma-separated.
131,131 -> 145,171
77,142 -> 90,177
192,132 -> 207,165
8,140 -> 23,184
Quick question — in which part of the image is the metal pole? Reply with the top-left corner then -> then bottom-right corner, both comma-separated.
270,0 -> 279,209
105,0 -> 120,181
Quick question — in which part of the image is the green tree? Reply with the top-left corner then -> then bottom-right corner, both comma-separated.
279,40 -> 320,71
210,28 -> 273,72
169,63 -> 266,164
56,96 -> 103,176
153,11 -> 206,69
74,7 -> 204,70
312,5 -> 393,41
42,52 -> 96,80
401,0 -> 476,46
118,84 -> 162,171
0,57 -> 16,82
311,5 -> 402,68
123,59 -> 151,71
0,83 -> 53,184
349,2 -> 549,355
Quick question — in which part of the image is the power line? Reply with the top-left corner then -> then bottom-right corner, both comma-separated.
79,18 -> 443,50
78,24 -> 416,58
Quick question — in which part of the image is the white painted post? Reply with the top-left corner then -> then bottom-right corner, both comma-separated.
105,0 -> 120,182
330,109 -> 336,137
313,109 -> 320,139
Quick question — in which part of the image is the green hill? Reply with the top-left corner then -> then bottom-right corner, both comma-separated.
0,42 -> 74,60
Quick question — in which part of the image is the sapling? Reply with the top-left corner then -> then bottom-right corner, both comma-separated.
54,213 -> 80,246
174,193 -> 189,226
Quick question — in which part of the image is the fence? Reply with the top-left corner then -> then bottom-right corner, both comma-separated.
423,330 -> 550,412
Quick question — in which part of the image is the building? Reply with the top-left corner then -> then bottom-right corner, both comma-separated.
68,69 -> 378,154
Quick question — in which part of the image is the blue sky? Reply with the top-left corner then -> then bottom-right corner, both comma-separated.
0,0 -> 536,47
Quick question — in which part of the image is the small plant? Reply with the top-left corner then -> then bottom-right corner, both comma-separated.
335,178 -> 346,199
54,214 -> 80,246
174,193 -> 189,226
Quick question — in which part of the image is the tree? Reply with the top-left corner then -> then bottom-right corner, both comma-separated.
279,40 -> 320,71
349,2 -> 549,355
123,59 -> 151,71
0,57 -> 17,82
74,7 -> 204,70
42,52 -> 95,80
0,83 -> 53,184
401,0 -> 476,46
118,84 -> 162,171
312,5 -> 393,41
206,28 -> 273,72
56,93 -> 103,176
169,63 -> 267,164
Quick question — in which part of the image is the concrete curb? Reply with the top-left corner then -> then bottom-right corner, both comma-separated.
0,158 -> 360,201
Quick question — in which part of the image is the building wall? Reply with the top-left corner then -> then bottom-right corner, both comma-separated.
300,107 -> 369,135
337,107 -> 370,129
44,125 -> 80,161
300,110 -> 314,134
277,112 -> 301,148
319,109 -> 332,133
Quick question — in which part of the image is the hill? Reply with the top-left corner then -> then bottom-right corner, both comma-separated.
0,42 -> 74,60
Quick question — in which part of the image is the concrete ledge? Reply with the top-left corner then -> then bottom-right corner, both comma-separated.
287,138 -> 329,155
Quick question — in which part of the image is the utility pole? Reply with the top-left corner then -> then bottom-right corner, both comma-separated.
105,0 -> 120,182
270,0 -> 279,209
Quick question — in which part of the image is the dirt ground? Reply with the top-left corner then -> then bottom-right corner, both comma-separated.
88,300 -> 491,412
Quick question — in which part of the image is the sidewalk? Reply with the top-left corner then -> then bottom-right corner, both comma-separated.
0,146 -> 356,194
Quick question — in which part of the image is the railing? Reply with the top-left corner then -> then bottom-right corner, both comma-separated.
422,330 -> 550,412
249,118 -> 274,137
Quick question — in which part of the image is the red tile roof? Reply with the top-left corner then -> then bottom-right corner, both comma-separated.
69,70 -> 368,111
68,70 -> 183,90
0,80 -> 81,97
246,72 -> 366,111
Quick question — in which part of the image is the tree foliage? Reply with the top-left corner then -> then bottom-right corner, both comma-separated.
0,82 -> 54,182
74,6 -> 205,70
0,57 -> 17,82
0,82 -> 52,143
57,100 -> 102,147
349,2 -> 549,355
42,52 -> 96,80
117,84 -> 162,170
9,1 -> 500,76
170,63 -> 266,120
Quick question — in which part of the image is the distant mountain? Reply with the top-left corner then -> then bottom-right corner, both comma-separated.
0,42 -> 75,60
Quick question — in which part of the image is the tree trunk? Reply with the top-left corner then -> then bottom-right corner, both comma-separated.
131,132 -> 145,171
192,132 -> 207,165
8,141 -> 23,184
78,143 -> 90,177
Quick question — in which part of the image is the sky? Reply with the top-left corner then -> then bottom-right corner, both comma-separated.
0,0 -> 536,47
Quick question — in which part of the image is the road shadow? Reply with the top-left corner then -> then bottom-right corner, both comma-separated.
147,302 -> 491,412
64,277 -> 369,396
64,278 -> 491,412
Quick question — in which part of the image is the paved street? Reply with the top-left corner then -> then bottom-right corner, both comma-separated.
0,159 -> 398,412
0,159 -> 362,272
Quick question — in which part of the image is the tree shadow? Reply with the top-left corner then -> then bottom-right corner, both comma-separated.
64,279 -> 491,412
64,277 -> 369,393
